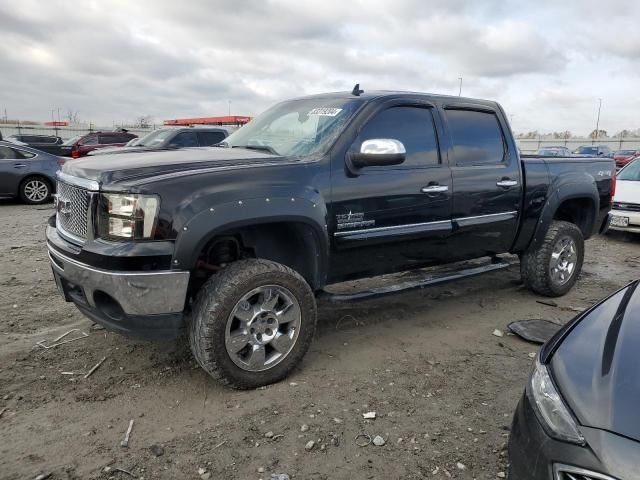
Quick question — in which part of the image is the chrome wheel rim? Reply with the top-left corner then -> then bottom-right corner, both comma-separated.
225,285 -> 301,372
24,180 -> 49,202
549,236 -> 577,286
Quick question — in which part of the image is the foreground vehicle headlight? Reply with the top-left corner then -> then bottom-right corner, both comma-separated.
99,193 -> 159,240
527,359 -> 585,445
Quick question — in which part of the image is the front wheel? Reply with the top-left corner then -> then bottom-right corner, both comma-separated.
189,259 -> 317,389
20,176 -> 51,204
520,220 -> 584,297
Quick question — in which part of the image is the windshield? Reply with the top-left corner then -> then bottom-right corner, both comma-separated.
615,150 -> 636,156
135,129 -> 175,147
618,160 -> 640,181
63,135 -> 82,146
573,146 -> 598,154
224,97 -> 365,157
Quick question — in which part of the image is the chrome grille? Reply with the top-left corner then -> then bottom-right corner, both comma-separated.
56,181 -> 90,240
612,201 -> 640,212
555,464 -> 618,480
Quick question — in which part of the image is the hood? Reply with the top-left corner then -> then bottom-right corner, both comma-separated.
550,281 -> 640,442
61,147 -> 285,185
88,146 -> 174,156
613,180 -> 640,205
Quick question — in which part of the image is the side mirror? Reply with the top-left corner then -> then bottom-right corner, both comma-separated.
349,139 -> 406,168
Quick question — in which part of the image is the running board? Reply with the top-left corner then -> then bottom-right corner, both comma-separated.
321,260 -> 512,303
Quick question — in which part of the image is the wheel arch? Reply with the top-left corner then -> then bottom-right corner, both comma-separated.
173,197 -> 329,291
527,180 -> 599,252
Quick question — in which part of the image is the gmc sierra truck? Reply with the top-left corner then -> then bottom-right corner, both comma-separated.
46,89 -> 614,388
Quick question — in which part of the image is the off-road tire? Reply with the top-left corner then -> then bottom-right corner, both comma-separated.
188,259 -> 317,389
19,176 -> 51,204
520,220 -> 584,297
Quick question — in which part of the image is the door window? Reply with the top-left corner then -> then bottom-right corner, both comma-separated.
172,132 -> 199,147
198,131 -> 227,146
445,109 -> 505,166
98,134 -> 121,145
353,106 -> 440,168
0,146 -> 34,159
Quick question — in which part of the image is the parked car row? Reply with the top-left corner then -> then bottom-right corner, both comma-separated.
1,126 -> 230,159
534,145 -> 640,166
0,127 -> 231,204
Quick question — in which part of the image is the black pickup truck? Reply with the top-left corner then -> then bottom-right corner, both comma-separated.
46,89 -> 614,388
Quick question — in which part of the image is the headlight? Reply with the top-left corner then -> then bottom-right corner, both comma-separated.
99,193 -> 159,240
527,359 -> 585,445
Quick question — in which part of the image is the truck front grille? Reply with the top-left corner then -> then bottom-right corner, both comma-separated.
554,465 -> 618,480
56,181 -> 91,241
613,201 -> 640,212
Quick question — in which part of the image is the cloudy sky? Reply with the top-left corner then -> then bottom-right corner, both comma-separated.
1,0 -> 638,135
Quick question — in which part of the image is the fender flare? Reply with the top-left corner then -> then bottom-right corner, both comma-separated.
172,195 -> 329,287
527,175 -> 600,251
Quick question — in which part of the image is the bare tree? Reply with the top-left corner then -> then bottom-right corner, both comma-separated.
588,129 -> 608,139
65,110 -> 80,124
135,115 -> 153,128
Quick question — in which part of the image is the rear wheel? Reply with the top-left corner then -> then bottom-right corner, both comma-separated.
520,221 -> 584,297
189,259 -> 317,389
19,176 -> 51,204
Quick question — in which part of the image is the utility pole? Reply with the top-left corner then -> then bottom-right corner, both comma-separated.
51,109 -> 58,136
228,100 -> 231,116
458,77 -> 463,96
594,98 -> 602,144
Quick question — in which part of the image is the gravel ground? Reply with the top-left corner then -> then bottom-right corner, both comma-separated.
1,199 -> 638,480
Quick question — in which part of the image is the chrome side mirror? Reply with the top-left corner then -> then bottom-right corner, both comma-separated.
350,139 -> 406,168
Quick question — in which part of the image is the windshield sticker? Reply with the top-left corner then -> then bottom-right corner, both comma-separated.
308,107 -> 343,117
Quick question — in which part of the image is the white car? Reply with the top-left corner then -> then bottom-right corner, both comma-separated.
610,159 -> 640,233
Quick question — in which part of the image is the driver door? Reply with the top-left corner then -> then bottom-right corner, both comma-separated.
328,101 -> 453,282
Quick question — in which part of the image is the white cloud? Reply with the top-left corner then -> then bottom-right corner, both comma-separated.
0,0 -> 638,135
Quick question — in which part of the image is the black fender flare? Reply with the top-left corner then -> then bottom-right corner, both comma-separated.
527,173 -> 600,251
171,195 -> 329,287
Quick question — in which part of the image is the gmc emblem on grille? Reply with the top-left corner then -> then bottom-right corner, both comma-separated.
56,197 -> 72,217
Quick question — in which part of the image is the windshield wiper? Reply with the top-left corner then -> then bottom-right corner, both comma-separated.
232,145 -> 279,155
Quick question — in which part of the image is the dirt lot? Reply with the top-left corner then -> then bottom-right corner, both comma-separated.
1,200 -> 638,480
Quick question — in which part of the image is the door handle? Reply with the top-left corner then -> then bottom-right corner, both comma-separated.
13,164 -> 27,168
421,185 -> 449,193
496,180 -> 518,188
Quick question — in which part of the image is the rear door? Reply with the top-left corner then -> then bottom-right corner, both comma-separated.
442,105 -> 522,256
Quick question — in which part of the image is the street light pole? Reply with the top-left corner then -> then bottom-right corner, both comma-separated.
594,98 -> 602,143
458,77 -> 463,96
51,109 -> 58,136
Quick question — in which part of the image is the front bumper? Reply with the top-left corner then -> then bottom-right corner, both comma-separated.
608,208 -> 640,234
508,394 -> 633,480
47,226 -> 190,340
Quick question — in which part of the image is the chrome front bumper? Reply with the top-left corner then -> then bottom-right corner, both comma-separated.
48,246 -> 190,316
